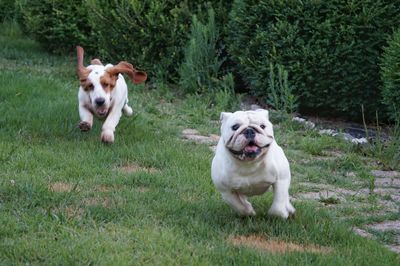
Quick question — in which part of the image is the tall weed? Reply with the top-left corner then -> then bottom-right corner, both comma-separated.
267,63 -> 298,114
179,8 -> 231,94
361,110 -> 400,170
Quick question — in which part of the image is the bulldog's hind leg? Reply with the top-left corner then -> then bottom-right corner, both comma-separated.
268,179 -> 295,219
221,191 -> 256,216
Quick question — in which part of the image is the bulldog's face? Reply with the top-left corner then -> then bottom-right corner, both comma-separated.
220,109 -> 274,161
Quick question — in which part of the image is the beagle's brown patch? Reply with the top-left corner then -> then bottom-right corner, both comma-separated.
100,73 -> 117,92
228,235 -> 333,254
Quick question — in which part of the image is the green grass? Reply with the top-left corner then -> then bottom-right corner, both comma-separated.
0,22 -> 399,265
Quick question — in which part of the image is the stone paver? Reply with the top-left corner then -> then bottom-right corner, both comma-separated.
368,220 -> 400,231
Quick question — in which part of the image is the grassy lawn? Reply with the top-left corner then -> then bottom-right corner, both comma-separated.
0,23 -> 399,265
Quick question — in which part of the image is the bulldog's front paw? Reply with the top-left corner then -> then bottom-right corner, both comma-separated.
101,129 -> 114,144
240,207 -> 256,217
79,121 -> 92,132
268,205 -> 291,219
240,199 -> 256,216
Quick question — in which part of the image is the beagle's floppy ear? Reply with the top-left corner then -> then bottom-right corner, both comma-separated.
76,46 -> 91,85
220,112 -> 233,124
106,61 -> 147,84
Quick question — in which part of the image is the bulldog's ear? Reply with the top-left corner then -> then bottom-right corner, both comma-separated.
220,112 -> 232,124
256,109 -> 269,120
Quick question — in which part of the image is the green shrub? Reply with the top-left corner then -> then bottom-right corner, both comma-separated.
20,0 -> 94,53
227,0 -> 400,120
87,0 -> 232,81
179,8 -> 228,94
267,63 -> 298,114
381,29 -> 400,121
0,0 -> 19,22
16,0 -> 231,80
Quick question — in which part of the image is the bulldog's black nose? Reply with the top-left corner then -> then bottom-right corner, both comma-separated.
243,127 -> 256,139
95,97 -> 105,106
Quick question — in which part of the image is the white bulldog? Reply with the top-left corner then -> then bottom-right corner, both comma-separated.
211,109 -> 295,219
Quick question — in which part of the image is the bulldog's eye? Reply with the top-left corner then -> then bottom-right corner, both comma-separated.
231,124 -> 240,131
260,124 -> 266,129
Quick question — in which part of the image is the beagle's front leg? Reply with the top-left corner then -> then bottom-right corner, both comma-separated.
78,104 -> 93,132
101,107 -> 123,143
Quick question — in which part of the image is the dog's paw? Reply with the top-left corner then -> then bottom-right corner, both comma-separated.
286,202 -> 296,215
237,205 -> 256,216
79,121 -> 92,132
123,105 -> 133,116
101,129 -> 114,144
244,208 -> 256,216
268,206 -> 290,219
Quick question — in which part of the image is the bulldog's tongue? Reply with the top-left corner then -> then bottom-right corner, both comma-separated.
244,144 -> 258,153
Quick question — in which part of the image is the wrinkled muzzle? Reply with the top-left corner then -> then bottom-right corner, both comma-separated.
225,126 -> 273,161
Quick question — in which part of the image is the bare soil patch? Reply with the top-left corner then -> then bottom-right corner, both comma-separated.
82,197 -> 111,208
117,163 -> 159,174
52,206 -> 84,219
48,182 -> 80,193
94,185 -> 112,192
136,186 -> 150,193
228,235 -> 332,254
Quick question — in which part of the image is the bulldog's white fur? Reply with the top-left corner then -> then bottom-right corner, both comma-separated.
76,46 -> 147,143
211,109 -> 295,219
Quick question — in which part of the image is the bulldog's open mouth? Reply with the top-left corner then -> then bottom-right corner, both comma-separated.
229,141 -> 271,161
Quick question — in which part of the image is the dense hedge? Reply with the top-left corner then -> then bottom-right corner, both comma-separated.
20,0 -> 95,53
86,0 -> 231,80
19,0 -> 230,80
0,0 -> 14,22
381,29 -> 400,121
227,0 -> 400,120
14,0 -> 400,120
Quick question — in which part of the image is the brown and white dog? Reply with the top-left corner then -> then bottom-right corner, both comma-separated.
76,46 -> 147,143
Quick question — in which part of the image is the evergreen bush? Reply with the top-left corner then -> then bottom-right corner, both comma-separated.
179,8 -> 227,94
20,0 -> 94,53
86,0 -> 231,80
227,0 -> 400,120
267,63 -> 298,114
0,0 -> 18,22
381,29 -> 400,121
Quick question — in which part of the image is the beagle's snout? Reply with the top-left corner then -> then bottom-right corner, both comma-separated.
243,127 -> 256,139
95,97 -> 106,106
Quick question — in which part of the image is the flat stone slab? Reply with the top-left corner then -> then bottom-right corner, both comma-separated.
352,227 -> 374,238
368,220 -> 400,231
374,177 -> 400,188
182,129 -> 200,135
371,170 -> 400,178
386,245 -> 400,254
181,129 -> 220,145
294,191 -> 346,202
